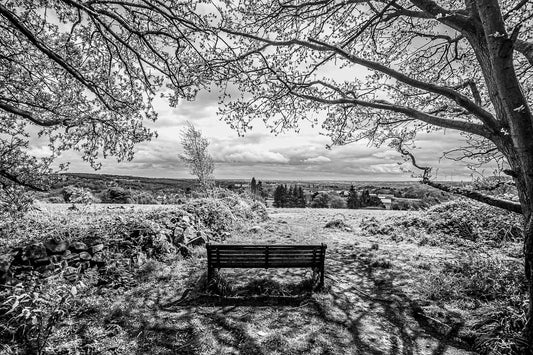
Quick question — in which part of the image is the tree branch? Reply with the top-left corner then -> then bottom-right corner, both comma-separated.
396,141 -> 522,214
0,101 -> 65,127
515,39 -> 533,66
291,89 -> 491,138
0,170 -> 47,192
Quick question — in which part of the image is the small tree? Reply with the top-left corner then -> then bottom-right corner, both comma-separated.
273,185 -> 283,208
347,185 -> 359,209
297,187 -> 307,208
329,194 -> 347,209
250,177 -> 257,196
179,122 -> 214,190
310,192 -> 330,209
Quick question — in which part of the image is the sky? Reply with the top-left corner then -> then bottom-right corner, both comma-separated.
18,4 -> 490,183
49,86 -> 486,183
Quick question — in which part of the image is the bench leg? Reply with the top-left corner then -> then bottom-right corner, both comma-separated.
319,266 -> 325,290
207,267 -> 213,286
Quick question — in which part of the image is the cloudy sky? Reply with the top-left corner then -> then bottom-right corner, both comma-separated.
48,85 -> 486,182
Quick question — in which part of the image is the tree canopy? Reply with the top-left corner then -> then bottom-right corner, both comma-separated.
201,0 -> 533,343
0,0 -> 212,194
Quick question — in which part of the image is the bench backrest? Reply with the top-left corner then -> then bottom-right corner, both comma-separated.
206,244 -> 326,269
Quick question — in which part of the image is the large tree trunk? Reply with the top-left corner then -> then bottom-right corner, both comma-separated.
524,214 -> 533,345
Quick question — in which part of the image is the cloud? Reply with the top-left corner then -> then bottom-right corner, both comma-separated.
372,150 -> 399,159
361,163 -> 402,174
303,156 -> 331,163
212,144 -> 290,164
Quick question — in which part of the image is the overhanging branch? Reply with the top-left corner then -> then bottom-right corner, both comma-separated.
396,142 -> 522,214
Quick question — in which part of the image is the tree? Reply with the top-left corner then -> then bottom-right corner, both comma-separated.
273,184 -> 283,208
310,192 -> 330,208
297,186 -> 307,207
347,185 -> 359,209
179,122 -> 214,190
329,194 -> 347,209
250,177 -> 257,195
0,1 -> 211,208
206,0 -> 533,344
257,180 -> 266,199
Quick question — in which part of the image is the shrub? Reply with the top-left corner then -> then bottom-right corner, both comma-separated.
329,194 -> 347,209
131,191 -> 159,205
0,272 -> 95,354
421,253 -> 527,355
62,186 -> 96,204
102,187 -> 132,204
362,200 -> 523,245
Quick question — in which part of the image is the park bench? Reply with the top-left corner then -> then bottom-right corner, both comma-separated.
206,243 -> 327,290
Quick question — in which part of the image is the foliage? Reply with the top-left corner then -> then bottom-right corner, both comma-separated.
362,200 -> 523,245
131,191 -> 159,205
62,186 -> 96,204
0,272 -> 95,354
346,188 -> 385,209
102,187 -> 132,204
421,253 -> 527,355
0,1 -> 216,212
273,184 -> 306,208
329,194 -> 347,209
0,185 -> 34,216
179,122 -> 215,190
310,192 -> 330,209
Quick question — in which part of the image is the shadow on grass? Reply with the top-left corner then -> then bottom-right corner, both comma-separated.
96,248 -> 476,355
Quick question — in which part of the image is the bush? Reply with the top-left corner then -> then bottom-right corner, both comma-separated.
329,194 -> 347,209
421,253 -> 527,355
102,187 -> 132,204
362,200 -> 523,245
131,191 -> 159,205
62,186 -> 96,204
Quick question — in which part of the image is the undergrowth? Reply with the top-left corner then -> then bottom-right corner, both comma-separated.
421,253 -> 527,355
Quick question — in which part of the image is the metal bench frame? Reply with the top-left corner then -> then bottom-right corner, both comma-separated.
206,243 -> 327,289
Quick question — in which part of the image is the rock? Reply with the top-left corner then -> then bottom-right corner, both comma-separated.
79,252 -> 92,261
90,243 -> 104,254
187,236 -> 206,247
70,242 -> 88,252
64,266 -> 79,281
44,239 -> 68,254
27,243 -> 47,260
64,253 -> 80,263
249,226 -> 262,233
183,227 -> 196,242
91,252 -> 106,266
33,257 -> 51,266
179,245 -> 191,259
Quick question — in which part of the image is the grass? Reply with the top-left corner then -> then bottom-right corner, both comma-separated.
1,203 -> 529,354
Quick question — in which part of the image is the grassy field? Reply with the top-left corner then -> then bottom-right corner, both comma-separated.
1,203 -> 526,354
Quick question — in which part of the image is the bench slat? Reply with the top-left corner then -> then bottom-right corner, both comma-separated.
207,244 -> 321,247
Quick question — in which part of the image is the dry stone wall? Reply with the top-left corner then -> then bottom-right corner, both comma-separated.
0,211 -> 215,284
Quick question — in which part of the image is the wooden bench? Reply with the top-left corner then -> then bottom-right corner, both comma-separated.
206,243 -> 327,289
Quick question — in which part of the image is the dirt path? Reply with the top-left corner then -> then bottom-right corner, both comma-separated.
140,208 -> 477,354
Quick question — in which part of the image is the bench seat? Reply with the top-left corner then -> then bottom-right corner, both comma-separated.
206,243 -> 327,289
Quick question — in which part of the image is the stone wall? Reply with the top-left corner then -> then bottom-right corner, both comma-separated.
0,213 -> 213,284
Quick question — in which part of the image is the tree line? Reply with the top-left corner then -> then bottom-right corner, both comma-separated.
271,184 -> 384,209
273,184 -> 306,208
